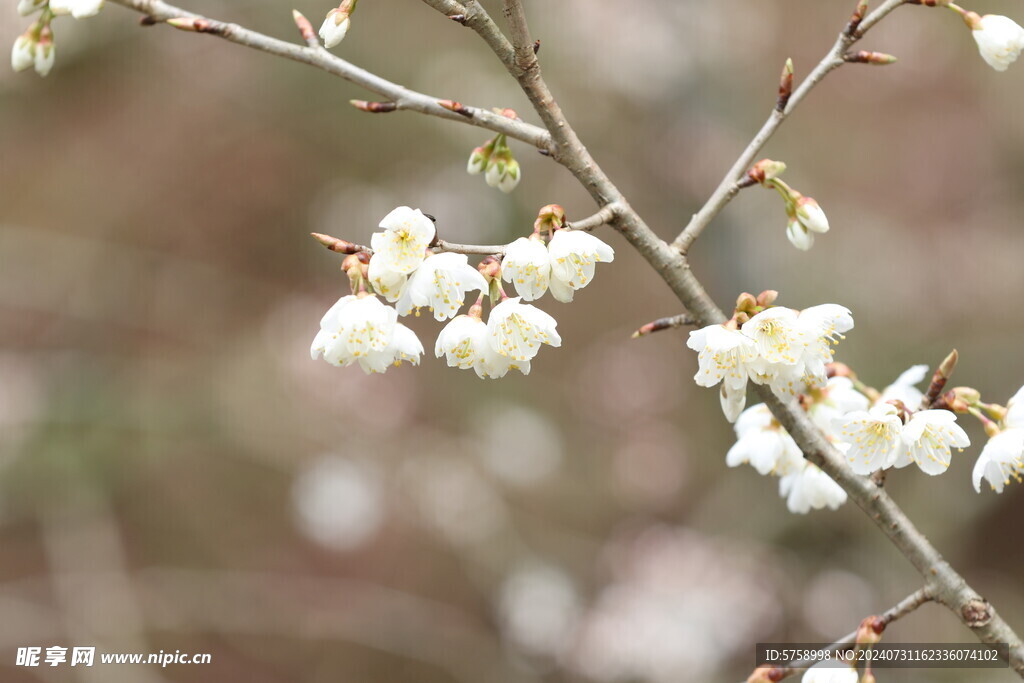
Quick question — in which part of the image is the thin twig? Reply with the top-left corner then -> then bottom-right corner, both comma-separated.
432,240 -> 507,256
771,587 -> 934,681
110,0 -> 553,151
671,0 -> 910,255
566,204 -> 620,232
631,314 -> 696,339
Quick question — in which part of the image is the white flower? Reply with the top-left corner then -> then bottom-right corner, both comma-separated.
895,409 -> 970,475
367,256 -> 407,303
396,252 -> 487,321
476,342 -> 529,379
502,236 -> 551,301
686,324 -> 756,391
310,294 -> 422,374
808,376 -> 870,435
726,404 -> 804,475
719,383 -> 747,423
741,307 -> 804,367
878,364 -> 929,407
34,39 -> 53,77
435,314 -> 488,370
796,304 -> 854,384
780,461 -> 847,514
972,429 -> 1024,493
11,35 -> 34,73
17,0 -> 46,16
369,206 -> 435,274
801,661 -> 858,683
1005,384 -> 1024,429
50,0 -> 104,18
486,297 -> 560,363
319,8 -> 351,48
786,218 -> 815,251
836,403 -> 904,475
971,15 -> 1024,72
546,229 -> 615,303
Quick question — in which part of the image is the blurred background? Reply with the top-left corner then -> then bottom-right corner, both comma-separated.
1,0 -> 1023,681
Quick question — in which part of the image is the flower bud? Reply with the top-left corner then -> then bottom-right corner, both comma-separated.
34,25 -> 54,77
497,158 -> 521,193
467,144 -> 491,175
756,290 -> 779,307
970,14 -> 1024,72
17,0 -> 46,16
11,32 -> 36,73
786,217 -> 815,251
856,616 -> 886,646
748,159 -> 787,185
477,255 -> 502,282
861,672 -> 877,683
319,7 -> 351,49
795,196 -> 829,234
534,204 -> 565,234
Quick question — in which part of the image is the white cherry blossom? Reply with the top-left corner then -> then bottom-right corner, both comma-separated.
367,256 -> 407,303
486,297 -> 560,363
796,304 -> 854,383
369,206 -> 435,274
1005,384 -> 1024,429
780,461 -> 848,514
808,376 -> 870,435
396,253 -> 487,321
546,229 -> 615,303
686,324 -> 756,391
310,294 -> 422,374
435,314 -> 487,370
895,409 -> 970,475
972,429 -> 1024,493
50,0 -> 104,18
502,236 -> 550,301
726,404 -> 803,476
878,364 -> 929,407
971,14 -> 1024,72
836,402 -> 904,475
741,307 -> 804,367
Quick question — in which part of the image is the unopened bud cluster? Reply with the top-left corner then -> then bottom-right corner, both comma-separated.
467,133 -> 521,193
12,0 -> 104,77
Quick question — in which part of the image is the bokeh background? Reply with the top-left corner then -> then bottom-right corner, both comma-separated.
1,0 -> 1023,681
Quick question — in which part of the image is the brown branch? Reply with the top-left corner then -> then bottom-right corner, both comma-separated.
476,0 -> 1024,675
110,0 -> 553,152
631,314 -> 696,339
432,240 -> 507,256
566,204 -> 620,232
767,587 -> 934,681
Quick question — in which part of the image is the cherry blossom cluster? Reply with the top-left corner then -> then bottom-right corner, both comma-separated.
11,0 -> 103,77
686,291 -> 854,423
310,206 -> 614,379
689,292 -> 1024,510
